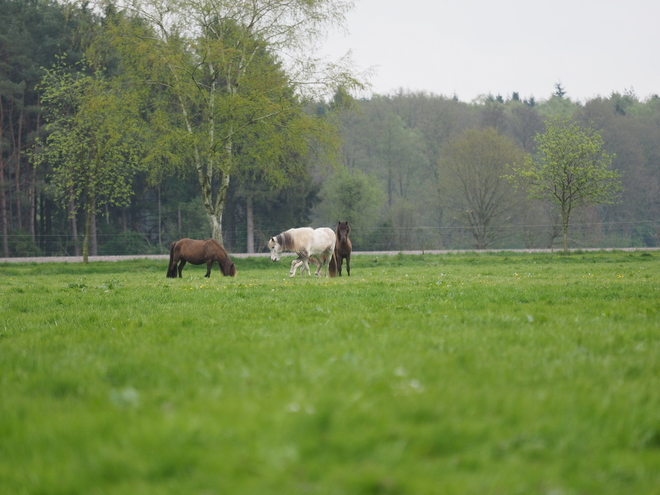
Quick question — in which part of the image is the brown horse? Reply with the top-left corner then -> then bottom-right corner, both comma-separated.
335,221 -> 352,276
167,238 -> 237,278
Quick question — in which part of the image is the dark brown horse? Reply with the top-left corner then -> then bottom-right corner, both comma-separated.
167,238 -> 237,278
335,221 -> 352,276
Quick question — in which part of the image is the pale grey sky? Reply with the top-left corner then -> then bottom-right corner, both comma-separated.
321,0 -> 659,102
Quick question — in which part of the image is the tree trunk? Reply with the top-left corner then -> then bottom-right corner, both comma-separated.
208,213 -> 222,243
204,172 -> 231,245
69,190 -> 80,256
29,161 -> 36,241
246,194 -> 254,253
0,162 -> 8,257
157,186 -> 162,247
44,196 -> 53,254
562,209 -> 570,253
0,99 -> 7,257
14,107 -> 24,231
32,95 -> 42,244
83,208 -> 91,264
91,210 -> 98,256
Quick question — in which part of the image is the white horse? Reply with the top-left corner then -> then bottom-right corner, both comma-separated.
268,227 -> 337,278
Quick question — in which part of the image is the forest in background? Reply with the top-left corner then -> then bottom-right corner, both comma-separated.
1,0 -> 659,257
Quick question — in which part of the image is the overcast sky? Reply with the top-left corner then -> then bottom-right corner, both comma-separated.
320,0 -> 659,102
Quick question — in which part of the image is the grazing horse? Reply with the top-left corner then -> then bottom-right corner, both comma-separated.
167,238 -> 237,278
335,221 -> 352,276
268,227 -> 337,277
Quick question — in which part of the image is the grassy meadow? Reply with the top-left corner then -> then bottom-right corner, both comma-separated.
1,251 -> 659,494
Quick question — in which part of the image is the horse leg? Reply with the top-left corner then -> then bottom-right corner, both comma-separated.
167,258 -> 178,278
346,254 -> 350,276
289,257 -> 303,277
205,261 -> 213,278
307,257 -> 320,276
316,254 -> 328,277
300,258 -> 312,276
290,257 -> 310,277
177,260 -> 186,278
337,255 -> 343,276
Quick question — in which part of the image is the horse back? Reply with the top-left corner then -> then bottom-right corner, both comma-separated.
315,227 -> 336,253
173,238 -> 210,264
285,227 -> 315,254
171,238 -> 191,259
203,238 -> 222,253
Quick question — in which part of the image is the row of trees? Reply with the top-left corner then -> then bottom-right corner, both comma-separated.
1,0 -> 657,258
316,89 -> 657,251
2,0 -> 360,259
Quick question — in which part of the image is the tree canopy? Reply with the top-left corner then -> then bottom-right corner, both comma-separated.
4,1 -> 660,257
441,128 -> 526,249
92,0 -> 359,244
507,116 -> 622,252
34,63 -> 145,261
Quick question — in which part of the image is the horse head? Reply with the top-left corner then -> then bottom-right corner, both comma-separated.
268,236 -> 282,261
224,261 -> 237,277
337,221 -> 351,244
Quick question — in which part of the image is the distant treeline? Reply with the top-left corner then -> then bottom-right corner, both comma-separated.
1,0 -> 658,257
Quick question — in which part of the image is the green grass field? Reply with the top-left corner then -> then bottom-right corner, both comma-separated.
1,252 -> 659,494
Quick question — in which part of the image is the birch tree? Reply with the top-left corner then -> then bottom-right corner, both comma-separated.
98,0 -> 359,243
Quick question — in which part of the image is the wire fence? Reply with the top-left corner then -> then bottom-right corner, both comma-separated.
2,220 -> 658,258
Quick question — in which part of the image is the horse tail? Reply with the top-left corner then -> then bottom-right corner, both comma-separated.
328,250 -> 338,277
166,242 -> 177,278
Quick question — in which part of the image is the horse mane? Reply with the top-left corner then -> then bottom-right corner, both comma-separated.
278,228 -> 314,254
275,232 -> 293,251
206,238 -> 225,250
206,238 -> 236,276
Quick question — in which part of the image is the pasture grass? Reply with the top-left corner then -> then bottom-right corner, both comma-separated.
1,251 -> 659,494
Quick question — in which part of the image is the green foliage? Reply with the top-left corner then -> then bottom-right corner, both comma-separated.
6,229 -> 42,257
98,230 -> 152,256
1,252 -> 660,493
33,61 -> 145,260
507,116 -> 623,252
536,94 -> 577,118
38,67 -> 144,209
4,0 -> 660,254
318,166 -> 385,245
98,0 -> 355,243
